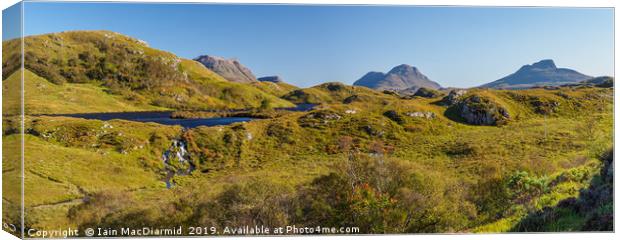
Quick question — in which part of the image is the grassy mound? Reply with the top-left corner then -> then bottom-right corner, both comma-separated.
283,82 -> 396,105
449,94 -> 511,126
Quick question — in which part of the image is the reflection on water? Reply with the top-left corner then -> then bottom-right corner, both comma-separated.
53,104 -> 315,128
59,112 -> 253,128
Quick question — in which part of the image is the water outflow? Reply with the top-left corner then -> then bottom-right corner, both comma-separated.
161,139 -> 195,188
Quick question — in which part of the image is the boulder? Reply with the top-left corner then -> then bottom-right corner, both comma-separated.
383,110 -> 405,124
405,111 -> 436,119
412,87 -> 442,98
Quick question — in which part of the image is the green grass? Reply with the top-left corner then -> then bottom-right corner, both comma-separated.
2,30 -> 295,113
3,69 -> 166,114
250,80 -> 299,97
2,31 -> 613,234
283,82 -> 397,105
4,83 -> 611,234
1,132 -> 169,207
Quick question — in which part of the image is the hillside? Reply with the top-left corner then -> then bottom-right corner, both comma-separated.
481,59 -> 592,89
251,80 -> 299,97
3,69 -> 168,115
283,82 -> 398,105
4,79 -> 612,234
1,31 -> 294,114
580,76 -> 614,88
1,31 -> 613,236
353,64 -> 441,92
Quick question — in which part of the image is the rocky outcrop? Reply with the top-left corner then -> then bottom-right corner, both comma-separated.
439,89 -> 467,106
194,55 -> 257,83
298,110 -> 342,128
412,87 -> 442,98
454,95 -> 510,126
322,82 -> 347,92
353,64 -> 441,92
383,110 -> 405,124
343,94 -> 373,104
405,111 -> 436,119
440,90 -> 511,126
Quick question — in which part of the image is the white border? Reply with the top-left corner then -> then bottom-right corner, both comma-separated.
0,1 -> 617,240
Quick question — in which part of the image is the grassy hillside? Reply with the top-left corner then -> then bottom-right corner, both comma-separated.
2,31 -> 294,114
3,69 -> 166,114
2,82 -> 612,234
283,82 -> 397,105
251,80 -> 299,97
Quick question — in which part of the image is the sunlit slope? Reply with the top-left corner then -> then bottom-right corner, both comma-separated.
3,69 -> 166,115
3,83 -> 612,233
2,30 -> 294,114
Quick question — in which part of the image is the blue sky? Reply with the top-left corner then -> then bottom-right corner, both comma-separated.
4,2 -> 614,88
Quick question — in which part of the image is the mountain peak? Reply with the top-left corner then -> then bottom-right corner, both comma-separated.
388,64 -> 419,75
481,59 -> 591,89
353,64 -> 440,92
530,59 -> 557,69
194,55 -> 257,83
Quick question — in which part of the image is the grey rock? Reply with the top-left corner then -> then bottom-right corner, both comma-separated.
411,87 -> 442,98
361,125 -> 385,137
194,55 -> 257,83
383,110 -> 405,124
405,111 -> 436,119
439,89 -> 467,106
455,95 -> 510,126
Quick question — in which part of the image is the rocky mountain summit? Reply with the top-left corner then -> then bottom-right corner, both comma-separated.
353,64 -> 441,92
481,59 -> 592,89
194,55 -> 257,83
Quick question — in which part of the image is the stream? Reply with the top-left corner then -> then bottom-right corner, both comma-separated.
50,104 -> 315,188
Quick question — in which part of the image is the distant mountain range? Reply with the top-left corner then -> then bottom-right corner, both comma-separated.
258,76 -> 284,83
3,30 -> 610,116
481,59 -> 593,89
353,64 -> 441,92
